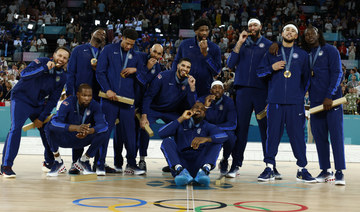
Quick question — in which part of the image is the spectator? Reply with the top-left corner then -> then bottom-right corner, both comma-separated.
13,36 -> 22,53
37,34 -> 47,55
348,69 -> 359,82
8,73 -> 18,87
112,33 -> 122,44
70,37 -> 79,51
74,23 -> 82,43
29,36 -> 38,52
347,75 -> 358,89
57,35 -> 67,47
338,42 -> 347,59
348,42 -> 356,60
344,88 -> 359,114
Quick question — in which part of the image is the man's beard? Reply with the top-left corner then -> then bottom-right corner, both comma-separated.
197,34 -> 207,41
193,115 -> 204,124
250,30 -> 260,39
283,37 -> 295,43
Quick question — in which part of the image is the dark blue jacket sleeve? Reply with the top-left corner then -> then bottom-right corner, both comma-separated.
208,123 -> 228,144
217,101 -> 237,131
96,45 -> 111,92
49,100 -> 71,132
142,74 -> 162,114
66,47 -> 78,96
39,77 -> 66,122
92,102 -> 108,133
256,52 -> 274,78
326,47 -> 343,99
227,52 -> 240,69
204,45 -> 222,76
158,119 -> 180,138
20,58 -> 49,80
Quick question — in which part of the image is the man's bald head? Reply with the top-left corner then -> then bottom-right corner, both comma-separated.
150,44 -> 164,60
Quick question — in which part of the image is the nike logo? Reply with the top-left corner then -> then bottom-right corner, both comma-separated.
169,83 -> 174,85
299,113 -> 304,116
114,52 -> 119,54
84,49 -> 89,51
184,129 -> 189,131
189,46 -> 194,48
334,107 -> 340,111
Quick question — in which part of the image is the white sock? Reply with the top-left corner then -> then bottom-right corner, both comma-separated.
298,167 -> 304,172
327,168 -> 332,173
80,154 -> 90,162
54,156 -> 62,163
140,156 -> 145,161
266,163 -> 273,170
203,164 -> 211,170
175,164 -> 182,171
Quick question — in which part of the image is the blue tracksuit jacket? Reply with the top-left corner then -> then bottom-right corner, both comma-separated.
309,44 -> 343,104
159,118 -> 228,152
12,57 -> 66,121
227,36 -> 272,89
48,96 -> 108,134
96,42 -> 142,99
172,37 -> 221,96
197,95 -> 237,131
257,44 -> 310,104
66,44 -> 101,96
142,70 -> 197,115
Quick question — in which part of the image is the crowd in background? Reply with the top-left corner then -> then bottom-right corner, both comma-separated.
1,0 -> 360,112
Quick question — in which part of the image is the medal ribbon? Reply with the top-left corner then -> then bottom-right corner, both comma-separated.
309,46 -> 321,70
89,44 -> 99,59
77,102 -> 89,124
281,46 -> 294,72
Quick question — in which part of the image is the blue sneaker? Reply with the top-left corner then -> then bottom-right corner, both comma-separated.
47,160 -> 66,177
296,168 -> 317,183
315,170 -> 334,183
74,159 -> 95,175
258,167 -> 275,182
194,167 -> 210,186
1,166 -> 16,178
218,159 -> 228,175
175,168 -> 193,186
335,170 -> 345,186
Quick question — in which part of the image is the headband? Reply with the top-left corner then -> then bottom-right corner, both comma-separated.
211,80 -> 224,89
283,24 -> 298,34
248,18 -> 261,26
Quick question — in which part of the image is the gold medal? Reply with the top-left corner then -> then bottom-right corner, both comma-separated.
311,70 -> 314,77
284,70 -> 291,78
120,72 -> 126,78
90,58 -> 97,66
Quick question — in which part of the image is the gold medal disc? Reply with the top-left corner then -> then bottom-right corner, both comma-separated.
284,70 -> 292,78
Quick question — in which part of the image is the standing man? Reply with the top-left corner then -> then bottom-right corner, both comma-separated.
140,58 -> 197,172
303,26 -> 345,185
226,18 -> 276,178
66,28 -> 107,175
96,28 -> 144,175
112,44 -> 164,173
173,18 -> 221,97
1,47 -> 70,177
132,44 -> 163,172
45,84 -> 108,176
198,81 -> 237,175
159,102 -> 228,186
256,23 -> 315,182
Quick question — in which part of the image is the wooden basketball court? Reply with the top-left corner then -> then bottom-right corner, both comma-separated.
1,153 -> 359,212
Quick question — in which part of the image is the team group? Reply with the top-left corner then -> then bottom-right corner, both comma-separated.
0,17 -> 346,186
